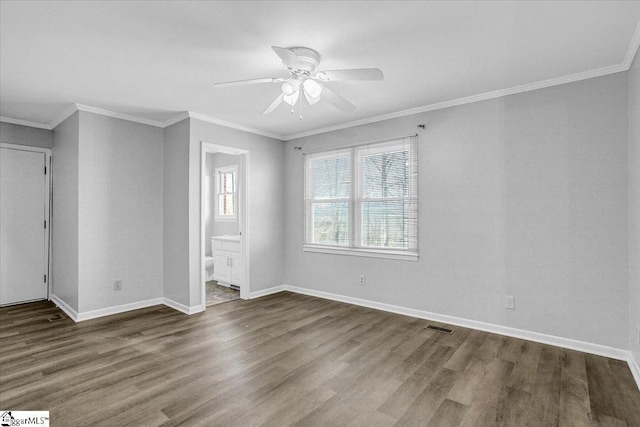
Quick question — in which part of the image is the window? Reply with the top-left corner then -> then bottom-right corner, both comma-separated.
215,165 -> 237,220
304,136 -> 418,260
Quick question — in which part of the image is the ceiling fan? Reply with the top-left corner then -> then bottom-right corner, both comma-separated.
214,46 -> 384,116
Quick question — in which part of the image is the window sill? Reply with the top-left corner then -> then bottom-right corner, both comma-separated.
303,244 -> 418,261
215,217 -> 237,222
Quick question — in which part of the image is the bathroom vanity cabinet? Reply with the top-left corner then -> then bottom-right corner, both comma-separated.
212,236 -> 243,288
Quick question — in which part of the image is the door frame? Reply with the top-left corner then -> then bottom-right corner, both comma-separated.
200,142 -> 250,309
0,143 -> 52,302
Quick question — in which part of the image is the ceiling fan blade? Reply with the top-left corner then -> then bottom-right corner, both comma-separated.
315,68 -> 384,82
214,77 -> 284,88
321,86 -> 356,112
262,94 -> 284,114
272,46 -> 302,70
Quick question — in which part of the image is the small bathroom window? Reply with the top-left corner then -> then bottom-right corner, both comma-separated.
215,165 -> 237,221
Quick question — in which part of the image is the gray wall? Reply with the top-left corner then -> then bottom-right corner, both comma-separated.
52,112 -> 79,311
77,111 -> 164,312
629,49 -> 640,364
284,72 -> 629,349
163,119 -> 191,306
51,111 -> 164,313
0,121 -> 52,148
189,119 -> 285,306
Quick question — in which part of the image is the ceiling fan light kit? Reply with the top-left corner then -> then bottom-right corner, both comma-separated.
214,46 -> 384,118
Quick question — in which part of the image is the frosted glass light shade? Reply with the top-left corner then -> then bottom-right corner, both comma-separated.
281,80 -> 301,96
303,79 -> 322,98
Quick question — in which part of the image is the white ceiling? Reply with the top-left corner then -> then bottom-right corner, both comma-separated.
1,1 -> 640,140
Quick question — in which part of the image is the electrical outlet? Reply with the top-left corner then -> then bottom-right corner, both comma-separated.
505,295 -> 515,310
359,275 -> 365,286
114,280 -> 122,291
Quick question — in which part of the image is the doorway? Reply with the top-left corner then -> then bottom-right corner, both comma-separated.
200,142 -> 250,310
0,144 -> 51,306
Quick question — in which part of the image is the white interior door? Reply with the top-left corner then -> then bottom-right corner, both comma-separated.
0,147 -> 48,305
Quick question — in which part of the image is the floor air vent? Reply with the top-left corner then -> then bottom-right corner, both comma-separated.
47,313 -> 66,322
426,325 -> 454,334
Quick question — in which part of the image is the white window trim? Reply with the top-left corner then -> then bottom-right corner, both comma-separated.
303,136 -> 418,261
215,164 -> 238,222
303,244 -> 418,261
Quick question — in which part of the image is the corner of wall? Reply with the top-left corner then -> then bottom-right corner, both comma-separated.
628,40 -> 640,387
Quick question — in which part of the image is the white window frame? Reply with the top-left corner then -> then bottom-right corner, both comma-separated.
303,137 -> 418,261
215,164 -> 237,221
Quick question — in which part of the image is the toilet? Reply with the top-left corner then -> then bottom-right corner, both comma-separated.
204,237 -> 215,281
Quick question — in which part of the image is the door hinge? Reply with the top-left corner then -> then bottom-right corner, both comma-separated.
44,274 -> 47,283
44,220 -> 47,229
44,166 -> 47,174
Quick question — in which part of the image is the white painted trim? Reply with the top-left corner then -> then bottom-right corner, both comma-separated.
50,294 -> 79,321
49,104 -> 79,129
282,283 -> 640,390
287,281 -> 640,389
200,142 -> 250,307
249,285 -> 286,299
1,144 -> 52,303
5,17 -> 640,140
162,112 -> 190,128
0,116 -> 51,130
281,284 -> 629,361
75,298 -> 164,322
52,293 -> 203,320
49,284 -> 640,391
213,164 -> 239,222
303,245 -> 418,261
162,297 -> 204,315
623,20 -> 640,69
0,143 -> 51,154
188,112 -> 283,140
282,63 -> 627,141
629,354 -> 640,392
75,104 -> 165,127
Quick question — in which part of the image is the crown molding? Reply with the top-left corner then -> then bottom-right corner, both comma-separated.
49,103 -> 168,129
282,62 -> 628,141
0,57 -> 630,139
185,111 -> 284,140
75,104 -> 166,127
48,104 -> 79,129
0,116 -> 51,130
162,112 -> 191,128
4,18 -> 640,140
623,20 -> 640,69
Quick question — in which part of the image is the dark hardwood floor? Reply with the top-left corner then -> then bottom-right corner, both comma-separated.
1,292 -> 639,426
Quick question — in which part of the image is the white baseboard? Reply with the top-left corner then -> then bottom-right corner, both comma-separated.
50,294 -> 164,322
77,298 -> 164,321
282,284 -> 640,390
50,294 -> 79,322
162,297 -> 204,315
50,293 -> 202,320
249,285 -> 286,299
281,285 -> 632,362
51,286 -> 640,392
629,353 -> 640,392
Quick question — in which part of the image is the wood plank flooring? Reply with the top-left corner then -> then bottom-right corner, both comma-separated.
1,292 -> 639,426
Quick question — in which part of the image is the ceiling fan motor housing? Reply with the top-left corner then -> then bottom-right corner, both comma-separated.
287,47 -> 321,75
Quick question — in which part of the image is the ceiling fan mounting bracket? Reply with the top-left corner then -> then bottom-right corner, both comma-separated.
285,46 -> 321,75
